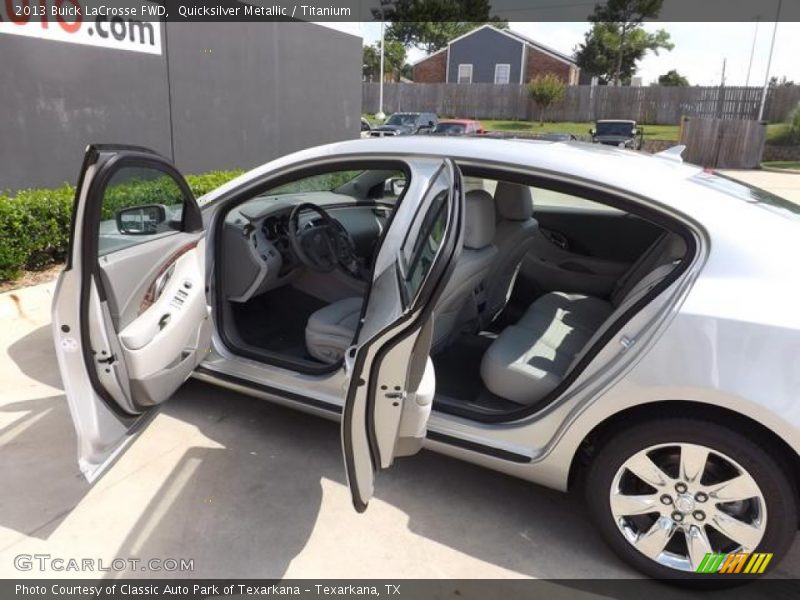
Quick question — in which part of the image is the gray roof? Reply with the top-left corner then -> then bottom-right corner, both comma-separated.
499,27 -> 577,65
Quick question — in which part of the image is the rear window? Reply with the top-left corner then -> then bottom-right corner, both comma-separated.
692,172 -> 800,219
596,122 -> 634,136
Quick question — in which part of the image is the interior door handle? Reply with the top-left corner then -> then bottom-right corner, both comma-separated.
158,313 -> 171,330
543,230 -> 569,251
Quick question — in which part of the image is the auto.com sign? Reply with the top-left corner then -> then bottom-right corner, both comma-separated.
0,0 -> 162,54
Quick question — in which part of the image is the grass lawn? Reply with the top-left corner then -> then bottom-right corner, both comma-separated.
762,161 -> 800,171
479,120 -> 681,140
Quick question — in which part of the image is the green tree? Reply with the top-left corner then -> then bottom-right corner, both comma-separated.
576,0 -> 673,85
363,41 -> 408,82
658,69 -> 689,86
527,74 -> 566,125
378,0 -> 507,53
769,76 -> 795,87
790,103 -> 800,142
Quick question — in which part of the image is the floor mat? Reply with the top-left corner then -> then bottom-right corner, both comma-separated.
230,286 -> 328,361
432,333 -> 495,401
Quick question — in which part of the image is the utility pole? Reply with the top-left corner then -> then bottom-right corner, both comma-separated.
376,0 -> 393,121
758,0 -> 782,121
720,58 -> 726,87
745,18 -> 760,87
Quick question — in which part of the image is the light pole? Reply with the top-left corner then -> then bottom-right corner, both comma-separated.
758,0 -> 782,121
376,0 -> 393,121
745,18 -> 760,87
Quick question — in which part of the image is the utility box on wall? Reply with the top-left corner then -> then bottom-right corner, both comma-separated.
0,20 -> 362,191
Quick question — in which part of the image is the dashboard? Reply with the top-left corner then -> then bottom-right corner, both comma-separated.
222,195 -> 391,303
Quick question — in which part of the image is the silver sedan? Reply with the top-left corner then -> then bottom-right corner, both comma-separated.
53,137 -> 799,584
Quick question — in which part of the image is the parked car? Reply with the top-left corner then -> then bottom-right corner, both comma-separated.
590,119 -> 644,149
369,112 -> 438,136
431,119 -> 485,136
535,132 -> 577,141
54,138 -> 799,585
360,117 -> 372,138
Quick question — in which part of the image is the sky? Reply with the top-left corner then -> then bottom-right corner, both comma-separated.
360,21 -> 800,86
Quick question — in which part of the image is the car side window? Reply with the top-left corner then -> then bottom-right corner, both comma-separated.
98,166 -> 187,256
533,187 -> 623,214
399,168 -> 450,305
460,177 -> 621,215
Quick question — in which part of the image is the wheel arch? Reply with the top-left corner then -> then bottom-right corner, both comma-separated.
566,399 -> 800,524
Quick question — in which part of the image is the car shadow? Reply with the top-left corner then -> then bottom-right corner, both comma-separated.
3,325 -> 90,540
0,393 -> 90,541
106,378 -> 629,580
5,326 -> 798,588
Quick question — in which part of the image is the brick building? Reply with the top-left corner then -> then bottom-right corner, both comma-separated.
412,25 -> 579,86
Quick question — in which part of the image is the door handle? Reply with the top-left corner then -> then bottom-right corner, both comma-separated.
158,313 -> 171,330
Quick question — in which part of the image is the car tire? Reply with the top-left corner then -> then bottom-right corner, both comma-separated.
583,418 -> 797,586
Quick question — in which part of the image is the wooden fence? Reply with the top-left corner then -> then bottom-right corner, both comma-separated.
363,83 -> 800,124
679,117 -> 767,168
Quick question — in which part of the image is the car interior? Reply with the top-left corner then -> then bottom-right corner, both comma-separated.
217,164 -> 690,419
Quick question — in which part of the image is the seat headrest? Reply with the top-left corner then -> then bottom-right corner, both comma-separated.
464,189 -> 495,250
494,182 -> 534,221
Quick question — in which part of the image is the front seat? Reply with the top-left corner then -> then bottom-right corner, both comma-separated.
304,190 -> 497,364
481,182 -> 538,326
429,188 -> 497,351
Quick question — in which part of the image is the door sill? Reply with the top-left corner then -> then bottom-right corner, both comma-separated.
193,365 -> 342,415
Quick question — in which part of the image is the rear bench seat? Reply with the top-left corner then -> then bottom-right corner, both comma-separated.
480,232 -> 686,405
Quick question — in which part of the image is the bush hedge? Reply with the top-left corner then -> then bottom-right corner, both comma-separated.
0,169 -> 243,281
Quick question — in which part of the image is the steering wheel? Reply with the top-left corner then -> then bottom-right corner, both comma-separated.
288,203 -> 360,275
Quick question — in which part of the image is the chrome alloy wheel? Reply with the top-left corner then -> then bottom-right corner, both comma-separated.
610,443 -> 767,572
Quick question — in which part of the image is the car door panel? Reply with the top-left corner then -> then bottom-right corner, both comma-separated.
523,205 -> 662,296
53,144 -> 208,482
343,158 -> 463,511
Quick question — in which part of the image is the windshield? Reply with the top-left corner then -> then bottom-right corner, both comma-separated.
386,114 -> 418,126
596,122 -> 635,136
270,170 -> 363,194
433,123 -> 466,134
692,172 -> 800,219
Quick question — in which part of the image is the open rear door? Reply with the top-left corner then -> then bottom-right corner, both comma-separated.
53,145 -> 211,482
342,158 -> 464,511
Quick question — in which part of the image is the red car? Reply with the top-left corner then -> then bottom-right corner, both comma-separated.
431,119 -> 485,136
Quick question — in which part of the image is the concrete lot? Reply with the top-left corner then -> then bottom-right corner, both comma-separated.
1,169 -> 799,586
720,169 -> 800,205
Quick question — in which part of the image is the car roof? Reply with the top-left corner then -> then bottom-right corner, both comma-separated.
438,119 -> 480,124
597,119 -> 636,124
202,136 -> 795,231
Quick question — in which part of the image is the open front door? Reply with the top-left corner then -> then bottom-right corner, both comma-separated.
53,145 -> 211,482
343,158 -> 464,511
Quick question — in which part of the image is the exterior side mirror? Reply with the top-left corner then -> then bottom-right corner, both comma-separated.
589,128 -> 595,135
116,204 -> 167,235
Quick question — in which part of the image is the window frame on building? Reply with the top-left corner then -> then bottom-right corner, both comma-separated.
493,63 -> 511,85
457,64 -> 473,84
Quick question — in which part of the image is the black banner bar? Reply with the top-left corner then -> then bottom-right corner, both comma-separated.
0,0 -> 797,23
3,579 -> 799,600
